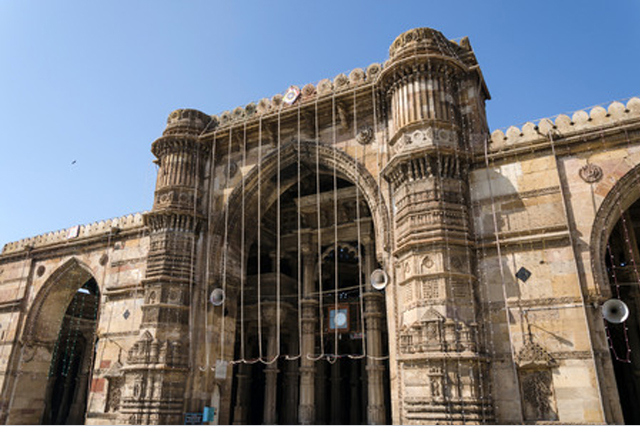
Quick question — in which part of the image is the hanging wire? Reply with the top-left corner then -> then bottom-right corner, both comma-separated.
274,105 -> 283,365
605,242 -> 632,362
309,96 -> 326,362
239,120 -> 248,363
219,126 -> 234,365
285,98 -> 304,361
331,93 -> 340,360
350,87 -> 366,360
257,116 -> 264,362
201,131 -> 218,371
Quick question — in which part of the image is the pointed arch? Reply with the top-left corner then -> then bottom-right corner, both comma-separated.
209,139 -> 391,287
590,162 -> 640,295
23,257 -> 97,345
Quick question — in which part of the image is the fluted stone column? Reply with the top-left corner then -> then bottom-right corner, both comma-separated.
299,248 -> 318,425
262,302 -> 286,425
363,240 -> 386,424
283,356 -> 299,425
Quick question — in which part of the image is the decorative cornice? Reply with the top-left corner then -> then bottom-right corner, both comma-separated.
143,211 -> 204,233
151,135 -> 208,159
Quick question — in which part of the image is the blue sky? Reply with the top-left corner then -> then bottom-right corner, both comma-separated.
1,1 -> 638,247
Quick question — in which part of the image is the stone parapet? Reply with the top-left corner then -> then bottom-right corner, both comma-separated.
1,212 -> 146,255
488,97 -> 640,153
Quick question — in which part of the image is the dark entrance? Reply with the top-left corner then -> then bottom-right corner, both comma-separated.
605,198 -> 640,424
229,169 -> 391,424
42,278 -> 100,425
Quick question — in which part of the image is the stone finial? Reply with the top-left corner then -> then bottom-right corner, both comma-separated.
257,98 -> 271,114
388,27 -> 458,62
301,83 -> 316,98
165,109 -> 211,133
317,79 -> 333,95
349,68 -> 365,85
366,63 -> 382,81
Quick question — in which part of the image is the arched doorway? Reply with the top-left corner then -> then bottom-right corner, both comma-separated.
591,163 -> 640,424
601,199 -> 640,424
3,258 -> 100,425
42,277 -> 100,424
219,142 -> 392,424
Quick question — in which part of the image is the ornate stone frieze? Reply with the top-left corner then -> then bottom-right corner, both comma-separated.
399,308 -> 477,354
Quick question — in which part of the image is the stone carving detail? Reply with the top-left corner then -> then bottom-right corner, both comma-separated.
398,128 -> 457,153
333,73 -> 349,91
366,63 -> 381,80
517,340 -> 558,421
317,79 -> 333,95
520,370 -> 557,421
127,332 -> 188,367
356,127 -> 374,145
421,255 -> 434,272
422,280 -> 439,299
400,309 -> 476,353
349,68 -> 365,85
579,163 -> 603,183
36,265 -> 45,277
301,83 -> 316,98
106,377 -> 124,413
517,340 -> 556,368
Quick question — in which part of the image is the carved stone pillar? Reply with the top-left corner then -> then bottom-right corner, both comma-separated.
232,363 -> 250,425
283,357 -> 299,425
330,360 -> 341,424
299,248 -> 317,425
262,302 -> 287,425
380,28 -> 493,424
363,240 -> 387,424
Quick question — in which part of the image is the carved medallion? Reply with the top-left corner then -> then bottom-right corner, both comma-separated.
36,265 -> 46,277
578,163 -> 603,183
421,255 -> 434,272
356,127 -> 373,145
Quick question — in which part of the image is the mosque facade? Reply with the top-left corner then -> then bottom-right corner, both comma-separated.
1,27 -> 640,424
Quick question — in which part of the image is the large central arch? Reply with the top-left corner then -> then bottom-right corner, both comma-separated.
218,140 -> 391,271
205,139 -> 393,423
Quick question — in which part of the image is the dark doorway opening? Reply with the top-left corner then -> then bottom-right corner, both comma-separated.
42,278 -> 100,425
605,198 -> 640,424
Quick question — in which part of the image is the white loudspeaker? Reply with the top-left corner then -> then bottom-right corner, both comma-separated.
210,288 -> 225,306
370,269 -> 388,291
602,298 -> 629,324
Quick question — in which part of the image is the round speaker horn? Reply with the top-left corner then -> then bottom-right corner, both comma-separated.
370,269 -> 388,291
602,298 -> 629,324
210,288 -> 225,306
